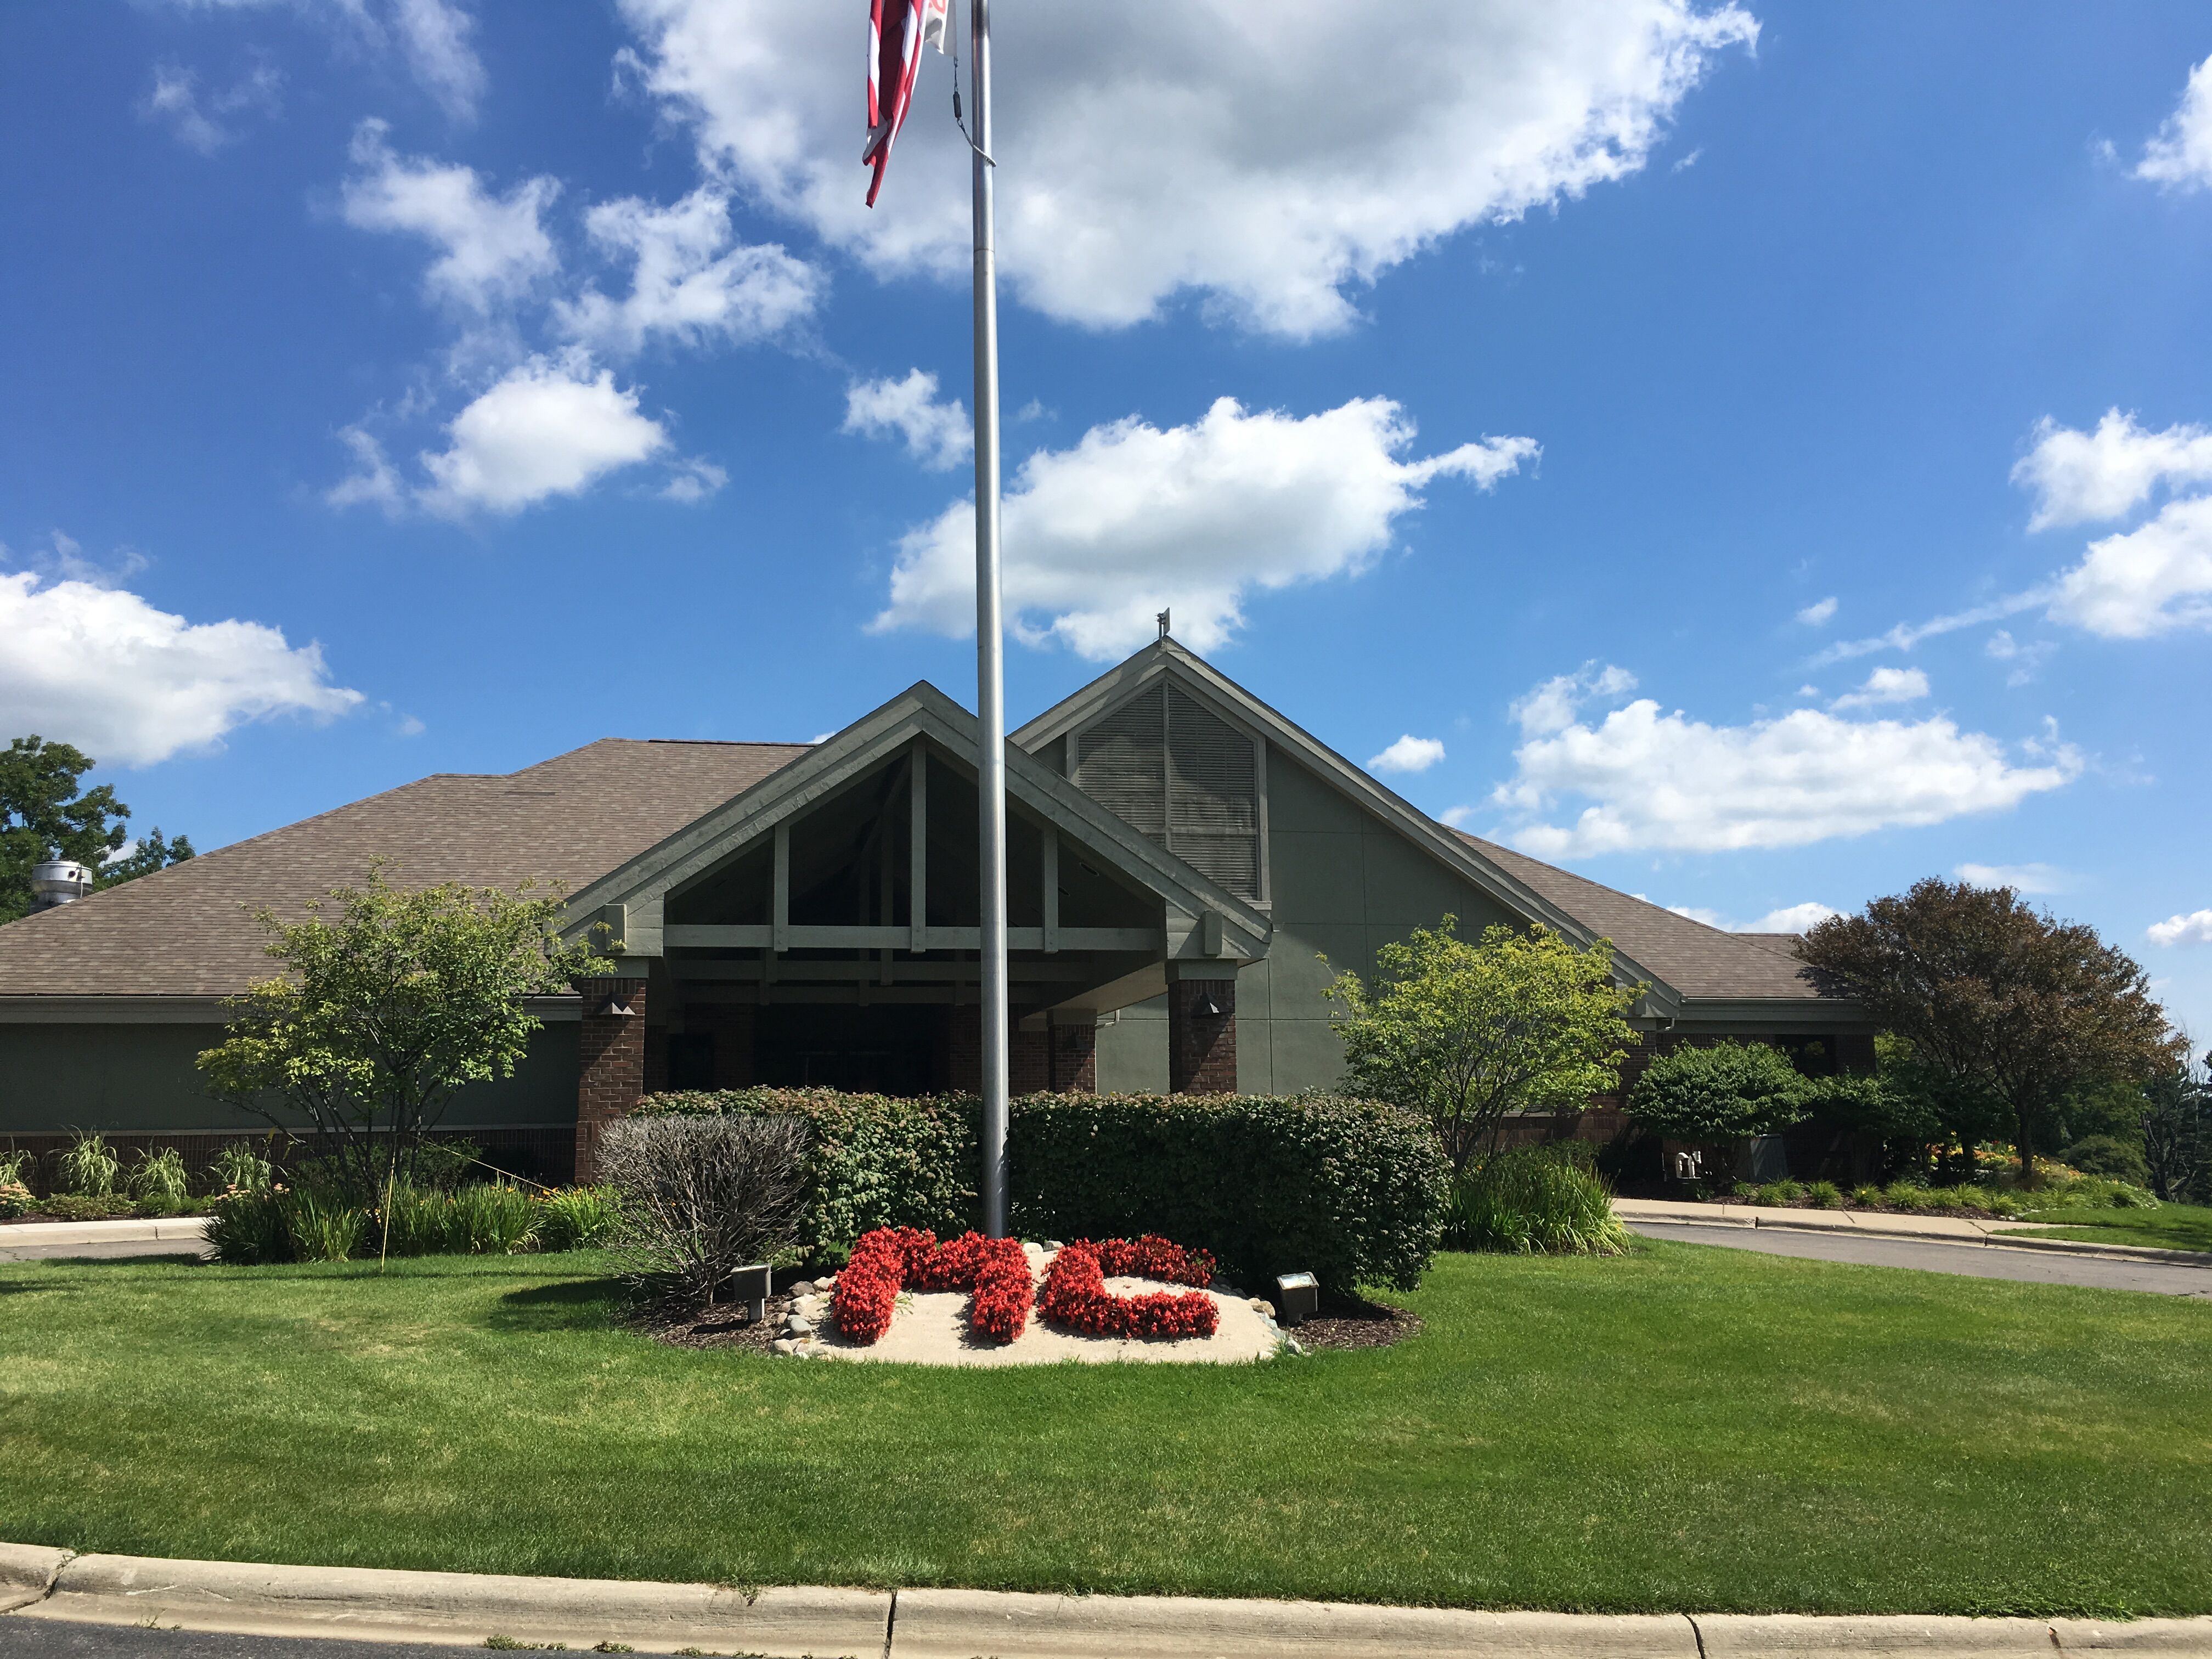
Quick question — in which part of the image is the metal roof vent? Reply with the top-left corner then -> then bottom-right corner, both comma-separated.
30,859 -> 92,912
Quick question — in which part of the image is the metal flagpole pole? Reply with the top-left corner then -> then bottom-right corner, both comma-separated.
968,0 -> 1009,1238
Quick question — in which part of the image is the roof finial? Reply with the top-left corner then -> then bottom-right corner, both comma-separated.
1156,608 -> 1170,641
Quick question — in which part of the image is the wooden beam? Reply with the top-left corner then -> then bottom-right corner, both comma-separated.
909,744 -> 928,954
772,821 -> 790,955
1042,826 -> 1059,954
661,923 -> 1160,952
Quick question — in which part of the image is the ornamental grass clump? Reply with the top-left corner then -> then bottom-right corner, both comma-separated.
599,1113 -> 809,1312
57,1131 -> 122,1196
126,1147 -> 191,1206
1445,1144 -> 1631,1256
532,1185 -> 619,1251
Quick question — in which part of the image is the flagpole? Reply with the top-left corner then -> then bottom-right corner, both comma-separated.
969,0 -> 1009,1239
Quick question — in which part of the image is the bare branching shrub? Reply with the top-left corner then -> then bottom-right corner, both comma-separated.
599,1114 -> 809,1312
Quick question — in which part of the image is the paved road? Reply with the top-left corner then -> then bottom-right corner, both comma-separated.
1630,1220 -> 2212,1299
0,1622 -> 468,1658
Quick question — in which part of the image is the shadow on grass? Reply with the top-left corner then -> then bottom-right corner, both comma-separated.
491,1277 -> 624,1333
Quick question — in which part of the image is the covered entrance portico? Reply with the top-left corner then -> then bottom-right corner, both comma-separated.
559,685 -> 1273,1179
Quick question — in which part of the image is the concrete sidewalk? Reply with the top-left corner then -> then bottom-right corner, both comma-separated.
0,1216 -> 213,1261
1612,1197 -> 2212,1266
7,1544 -> 2209,1657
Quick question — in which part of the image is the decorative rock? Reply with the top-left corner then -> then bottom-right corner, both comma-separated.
771,1338 -> 799,1355
1043,1240 -> 1064,1252
1250,1299 -> 1276,1318
786,1317 -> 814,1338
789,1278 -> 818,1295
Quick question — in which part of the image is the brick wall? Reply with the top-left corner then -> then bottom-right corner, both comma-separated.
574,979 -> 648,1182
1048,1018 -> 1097,1092
1167,978 -> 1237,1094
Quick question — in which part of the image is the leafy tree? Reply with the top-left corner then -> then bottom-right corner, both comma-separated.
1325,917 -> 1641,1176
2141,1056 -> 2211,1204
0,736 -> 128,922
1801,878 -> 2183,1184
198,866 -> 607,1196
1625,1040 -> 1810,1141
97,826 -> 196,889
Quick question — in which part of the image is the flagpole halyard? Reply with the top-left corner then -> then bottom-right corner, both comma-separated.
968,0 -> 1010,1239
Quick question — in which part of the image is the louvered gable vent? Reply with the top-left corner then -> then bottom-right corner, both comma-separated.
1071,680 -> 1262,900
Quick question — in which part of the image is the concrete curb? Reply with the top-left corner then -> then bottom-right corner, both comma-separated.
19,1551 -> 890,1655
892,1588 -> 1698,1657
5,1545 -> 2212,1656
0,1543 -> 74,1615
0,1216 -> 213,1247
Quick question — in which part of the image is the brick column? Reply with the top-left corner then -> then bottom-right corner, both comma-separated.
574,977 -> 648,1183
1009,1026 -> 1052,1096
1048,1015 -> 1097,1093
1167,977 -> 1237,1094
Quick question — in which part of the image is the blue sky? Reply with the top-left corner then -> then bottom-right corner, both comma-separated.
5,2 -> 2212,1036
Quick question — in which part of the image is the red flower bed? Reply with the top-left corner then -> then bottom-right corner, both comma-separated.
1088,1234 -> 1218,1288
1040,1239 -> 1220,1340
831,1227 -> 1033,1345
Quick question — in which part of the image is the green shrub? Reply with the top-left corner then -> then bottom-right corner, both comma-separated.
412,1138 -> 485,1190
284,1190 -> 364,1261
373,1182 -> 461,1256
534,1186 -> 619,1251
210,1141 -> 274,1193
1445,1145 -> 1629,1256
639,1089 -> 977,1263
34,1193 -> 135,1221
1731,1181 -> 1757,1199
1805,1180 -> 1843,1209
1850,1183 -> 1883,1207
206,1189 -> 290,1265
636,1088 -> 1451,1296
1626,1041 -> 1811,1141
0,1181 -> 30,1220
57,1131 -> 121,1196
1752,1180 -> 1803,1207
448,1183 -> 539,1254
126,1146 -> 191,1205
2058,1135 -> 2151,1186
1006,1092 -> 1448,1295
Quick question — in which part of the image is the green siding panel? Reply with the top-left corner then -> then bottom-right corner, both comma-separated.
1093,995 -> 1168,1094
0,1022 -> 580,1135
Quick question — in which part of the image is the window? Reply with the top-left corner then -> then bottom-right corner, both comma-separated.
1070,681 -> 1264,901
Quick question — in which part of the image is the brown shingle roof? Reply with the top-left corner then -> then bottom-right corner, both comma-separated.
0,739 -> 806,998
1449,830 -> 1831,1002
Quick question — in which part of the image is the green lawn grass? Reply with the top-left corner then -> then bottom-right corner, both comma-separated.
3,1242 -> 2209,1616
2013,1200 -> 2212,1255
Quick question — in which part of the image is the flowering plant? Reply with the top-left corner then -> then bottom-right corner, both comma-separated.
831,1226 -> 1033,1345
0,1180 -> 32,1220
1040,1239 -> 1220,1340
1087,1234 -> 1217,1286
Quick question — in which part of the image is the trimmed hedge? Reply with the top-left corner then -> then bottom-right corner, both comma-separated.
633,1088 -> 1449,1295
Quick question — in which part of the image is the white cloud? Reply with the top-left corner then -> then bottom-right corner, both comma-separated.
390,0 -> 487,123
155,0 -> 485,122
1369,735 -> 1447,775
1983,629 -> 2055,686
140,59 -> 281,154
616,0 -> 1756,337
1955,861 -> 2068,895
1662,900 -> 1842,934
1829,665 -> 1928,711
418,359 -> 670,516
1795,595 -> 1837,627
843,370 -> 973,471
2136,54 -> 2212,191
2048,494 -> 2212,639
555,188 -> 821,358
658,457 -> 727,504
1510,662 -> 1639,738
870,396 -> 1536,659
341,120 -> 558,313
325,426 -> 407,514
2012,410 -> 2212,529
0,570 -> 360,766
1488,673 -> 2083,856
2148,910 -> 2212,948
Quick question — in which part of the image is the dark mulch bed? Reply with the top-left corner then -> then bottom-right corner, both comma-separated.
1289,1295 -> 1421,1351
636,1293 -> 792,1352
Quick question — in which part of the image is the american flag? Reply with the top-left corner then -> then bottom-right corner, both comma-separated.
865,0 -> 949,207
